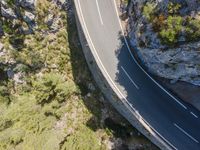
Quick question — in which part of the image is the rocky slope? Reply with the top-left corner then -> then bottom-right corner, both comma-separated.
127,0 -> 200,86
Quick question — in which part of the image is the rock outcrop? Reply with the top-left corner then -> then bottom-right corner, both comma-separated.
0,0 -> 69,85
0,0 -> 36,35
127,0 -> 200,86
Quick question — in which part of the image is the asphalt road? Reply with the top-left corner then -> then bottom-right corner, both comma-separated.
75,0 -> 200,149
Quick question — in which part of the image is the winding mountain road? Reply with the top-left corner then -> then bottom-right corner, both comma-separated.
74,0 -> 200,149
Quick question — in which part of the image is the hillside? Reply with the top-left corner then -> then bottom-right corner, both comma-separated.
127,0 -> 200,86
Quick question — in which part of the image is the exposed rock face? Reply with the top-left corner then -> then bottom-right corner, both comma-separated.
0,0 -> 37,35
127,0 -> 200,86
0,0 -> 68,85
1,6 -> 17,19
18,0 -> 36,10
138,42 -> 200,86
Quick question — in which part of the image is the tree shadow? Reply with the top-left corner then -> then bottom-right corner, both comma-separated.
65,1 -> 92,96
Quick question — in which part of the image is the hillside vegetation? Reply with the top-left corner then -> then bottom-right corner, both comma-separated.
143,0 -> 200,45
0,0 -> 110,149
127,0 -> 200,87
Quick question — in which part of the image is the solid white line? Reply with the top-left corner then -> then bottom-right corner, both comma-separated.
174,123 -> 199,143
77,0 -> 124,100
121,66 -> 139,89
95,0 -> 104,25
190,112 -> 198,118
112,1 -> 187,110
141,120 -> 178,150
76,1 -> 177,149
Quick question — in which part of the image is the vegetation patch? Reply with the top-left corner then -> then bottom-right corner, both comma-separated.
142,1 -> 200,45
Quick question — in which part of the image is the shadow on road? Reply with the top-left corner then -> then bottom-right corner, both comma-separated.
114,31 -> 160,149
66,1 -> 159,149
65,0 -> 138,144
114,32 -> 141,102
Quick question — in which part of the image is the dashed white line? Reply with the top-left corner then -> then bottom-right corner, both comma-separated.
190,112 -> 198,118
77,0 -> 123,100
76,0 -> 177,149
95,0 -> 104,25
174,123 -> 199,143
112,0 -> 187,110
121,66 -> 139,89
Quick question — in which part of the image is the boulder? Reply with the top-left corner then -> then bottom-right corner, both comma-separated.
0,23 -> 3,36
7,69 -> 14,79
18,0 -> 35,11
23,11 -> 35,26
46,14 -> 54,27
1,7 -> 17,19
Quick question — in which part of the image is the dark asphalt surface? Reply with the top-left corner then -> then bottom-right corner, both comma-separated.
75,0 -> 200,149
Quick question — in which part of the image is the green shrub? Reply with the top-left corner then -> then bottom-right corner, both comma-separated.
33,73 -> 77,105
159,16 -> 183,45
185,18 -> 200,41
143,2 -> 155,20
142,1 -> 200,45
168,2 -> 181,14
6,0 -> 15,7
0,86 -> 10,105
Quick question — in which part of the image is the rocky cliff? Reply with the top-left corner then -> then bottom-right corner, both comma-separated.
127,0 -> 200,86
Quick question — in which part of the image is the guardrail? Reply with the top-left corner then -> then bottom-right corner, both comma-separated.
122,98 -> 177,150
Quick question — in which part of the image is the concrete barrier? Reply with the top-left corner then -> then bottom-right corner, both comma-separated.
73,1 -> 172,149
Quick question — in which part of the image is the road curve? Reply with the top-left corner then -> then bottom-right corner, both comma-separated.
75,0 -> 200,149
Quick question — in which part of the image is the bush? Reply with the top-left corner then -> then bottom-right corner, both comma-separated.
159,16 -> 183,45
168,2 -> 181,14
33,73 -> 77,105
185,18 -> 200,41
143,2 -> 155,20
142,1 -> 200,46
0,86 -> 10,105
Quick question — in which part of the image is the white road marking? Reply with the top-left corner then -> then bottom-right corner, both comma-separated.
112,0 -> 187,110
121,66 -> 139,89
190,112 -> 198,118
174,123 -> 199,143
95,0 -> 104,25
77,0 -> 123,100
76,1 -> 177,149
